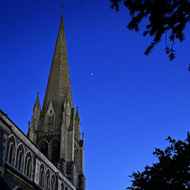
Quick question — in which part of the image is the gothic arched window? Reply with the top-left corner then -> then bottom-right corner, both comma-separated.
16,144 -> 24,172
50,139 -> 60,162
51,174 -> 56,190
38,140 -> 48,158
7,136 -> 16,166
46,169 -> 50,190
39,164 -> 45,187
24,151 -> 32,178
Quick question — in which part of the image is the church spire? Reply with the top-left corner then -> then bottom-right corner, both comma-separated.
28,14 -> 86,189
42,16 -> 73,113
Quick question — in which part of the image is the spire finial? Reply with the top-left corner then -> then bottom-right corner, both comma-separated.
61,4 -> 64,16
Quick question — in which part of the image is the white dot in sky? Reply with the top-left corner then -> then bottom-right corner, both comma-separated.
91,73 -> 93,76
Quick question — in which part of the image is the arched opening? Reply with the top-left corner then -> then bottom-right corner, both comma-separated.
50,138 -> 60,163
7,136 -> 16,166
16,144 -> 24,172
24,151 -> 32,178
46,169 -> 50,190
39,164 -> 45,187
65,186 -> 68,190
38,140 -> 48,158
51,174 -> 56,190
52,141 -> 60,162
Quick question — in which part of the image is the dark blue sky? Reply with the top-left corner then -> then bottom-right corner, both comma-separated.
1,0 -> 190,190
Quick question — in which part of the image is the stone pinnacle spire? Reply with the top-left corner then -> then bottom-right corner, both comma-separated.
33,92 -> 40,111
42,16 -> 73,112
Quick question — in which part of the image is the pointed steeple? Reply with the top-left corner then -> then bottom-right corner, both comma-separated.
42,16 -> 73,113
28,15 -> 86,188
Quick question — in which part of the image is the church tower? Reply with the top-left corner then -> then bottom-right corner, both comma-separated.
27,15 -> 86,190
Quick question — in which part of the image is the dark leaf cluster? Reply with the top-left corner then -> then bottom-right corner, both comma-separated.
126,132 -> 190,190
110,0 -> 190,61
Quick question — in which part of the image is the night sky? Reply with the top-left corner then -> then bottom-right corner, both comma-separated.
1,0 -> 190,190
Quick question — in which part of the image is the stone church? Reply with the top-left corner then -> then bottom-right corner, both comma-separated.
0,15 -> 86,190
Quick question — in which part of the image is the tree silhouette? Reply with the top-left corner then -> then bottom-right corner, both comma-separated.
127,132 -> 190,190
110,0 -> 190,61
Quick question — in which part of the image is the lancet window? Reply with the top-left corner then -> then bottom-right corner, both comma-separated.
51,139 -> 60,162
51,174 -> 56,190
39,164 -> 45,187
7,136 -> 16,165
46,169 -> 50,190
38,140 -> 48,158
16,144 -> 24,172
24,151 -> 32,178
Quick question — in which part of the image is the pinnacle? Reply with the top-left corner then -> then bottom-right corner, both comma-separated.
33,92 -> 41,112
76,106 -> 79,117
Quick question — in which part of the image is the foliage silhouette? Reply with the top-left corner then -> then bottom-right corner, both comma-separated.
126,132 -> 190,190
110,0 -> 190,62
